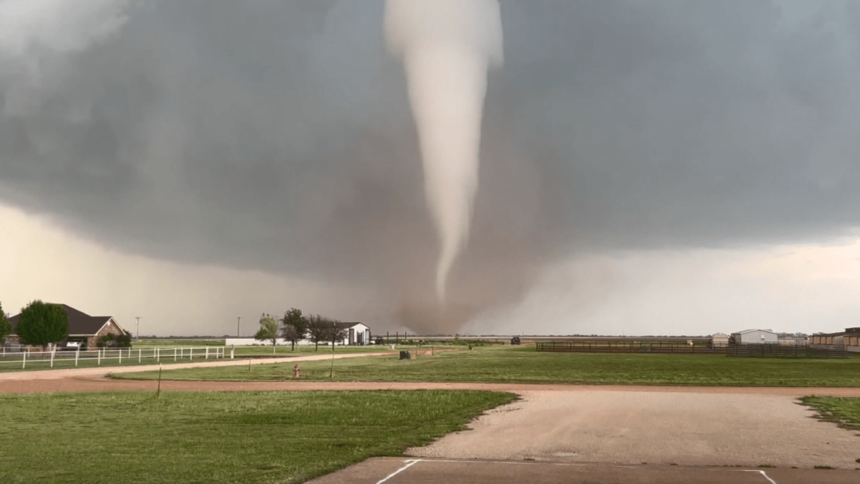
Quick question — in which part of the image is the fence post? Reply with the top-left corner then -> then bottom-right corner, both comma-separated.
22,351 -> 26,369
75,349 -> 79,367
50,349 -> 54,368
138,348 -> 142,363
97,350 -> 101,366
119,349 -> 122,364
190,348 -> 193,361
174,348 -> 177,361
206,347 -> 209,359
157,348 -> 160,362
231,347 -> 234,360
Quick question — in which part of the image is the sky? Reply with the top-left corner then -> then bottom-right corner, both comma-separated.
1,0 -> 859,336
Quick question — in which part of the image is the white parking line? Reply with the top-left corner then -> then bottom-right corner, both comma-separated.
740,470 -> 777,484
375,459 -> 422,484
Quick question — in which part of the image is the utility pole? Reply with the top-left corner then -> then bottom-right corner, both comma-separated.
136,317 -> 141,340
237,317 -> 241,337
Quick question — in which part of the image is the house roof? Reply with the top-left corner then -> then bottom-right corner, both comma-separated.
816,327 -> 860,337
332,322 -> 365,329
734,329 -> 776,335
9,304 -> 122,336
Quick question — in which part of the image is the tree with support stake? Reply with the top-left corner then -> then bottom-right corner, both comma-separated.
254,314 -> 279,353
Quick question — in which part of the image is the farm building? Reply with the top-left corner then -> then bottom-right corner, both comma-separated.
711,333 -> 729,347
4,304 -> 127,349
225,322 -> 372,346
731,329 -> 778,344
809,328 -> 860,353
777,334 -> 807,346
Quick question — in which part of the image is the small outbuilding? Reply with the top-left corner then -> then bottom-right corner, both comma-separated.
731,329 -> 778,345
333,322 -> 371,345
711,333 -> 729,347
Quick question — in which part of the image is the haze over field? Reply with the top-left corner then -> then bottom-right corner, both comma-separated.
1,0 -> 859,336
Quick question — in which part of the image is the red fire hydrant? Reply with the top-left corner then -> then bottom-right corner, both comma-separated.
292,364 -> 301,379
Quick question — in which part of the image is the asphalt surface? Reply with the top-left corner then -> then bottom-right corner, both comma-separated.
309,458 -> 860,484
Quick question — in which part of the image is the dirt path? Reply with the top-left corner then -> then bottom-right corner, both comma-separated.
3,376 -> 860,396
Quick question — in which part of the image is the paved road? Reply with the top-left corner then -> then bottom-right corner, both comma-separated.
309,458 -> 860,484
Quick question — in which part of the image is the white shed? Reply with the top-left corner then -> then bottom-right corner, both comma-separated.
731,329 -> 778,344
333,322 -> 371,345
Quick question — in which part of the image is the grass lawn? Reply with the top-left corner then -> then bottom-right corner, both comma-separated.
0,390 -> 514,484
801,396 -> 860,431
114,345 -> 860,387
232,345 -> 398,357
136,338 -> 226,346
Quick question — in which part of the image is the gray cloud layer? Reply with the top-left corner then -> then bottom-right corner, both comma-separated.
1,0 -> 859,331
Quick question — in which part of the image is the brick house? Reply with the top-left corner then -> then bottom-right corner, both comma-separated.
5,304 -> 128,349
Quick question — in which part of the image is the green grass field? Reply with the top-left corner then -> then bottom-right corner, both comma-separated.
801,396 -> 860,431
136,338 -> 227,346
114,345 -> 860,387
0,390 -> 515,484
231,345 -> 397,357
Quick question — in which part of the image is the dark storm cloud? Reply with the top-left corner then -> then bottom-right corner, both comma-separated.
1,0 -> 859,330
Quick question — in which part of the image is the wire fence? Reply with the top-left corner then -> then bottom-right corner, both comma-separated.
535,340 -> 729,354
0,346 -> 231,371
727,343 -> 849,358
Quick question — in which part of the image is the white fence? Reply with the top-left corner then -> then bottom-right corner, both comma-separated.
0,346 -> 232,370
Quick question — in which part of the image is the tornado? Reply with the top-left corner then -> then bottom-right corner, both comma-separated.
385,0 -> 503,302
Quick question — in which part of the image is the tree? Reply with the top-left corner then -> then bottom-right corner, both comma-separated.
254,313 -> 280,353
306,314 -> 328,351
280,308 -> 308,351
0,302 -> 11,343
117,331 -> 132,348
15,300 -> 68,350
98,332 -> 132,348
325,319 -> 348,350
